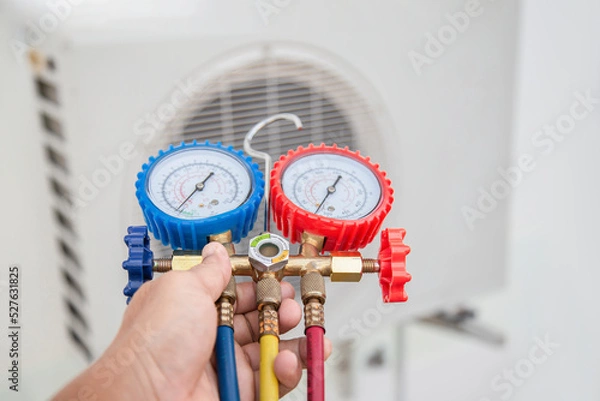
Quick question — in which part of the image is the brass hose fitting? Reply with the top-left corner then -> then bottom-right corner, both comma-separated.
259,305 -> 279,337
301,271 -> 326,304
212,231 -> 237,328
257,276 -> 282,308
222,275 -> 237,300
257,276 -> 282,337
301,271 -> 326,330
217,277 -> 236,328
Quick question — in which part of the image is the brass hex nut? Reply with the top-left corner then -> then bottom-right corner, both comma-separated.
171,251 -> 204,271
248,233 -> 290,273
330,252 -> 363,282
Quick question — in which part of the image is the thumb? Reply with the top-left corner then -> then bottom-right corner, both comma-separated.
189,242 -> 232,301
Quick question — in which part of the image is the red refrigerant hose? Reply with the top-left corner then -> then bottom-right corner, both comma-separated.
306,325 -> 325,401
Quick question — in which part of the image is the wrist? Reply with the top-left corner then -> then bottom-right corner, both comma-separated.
53,337 -> 161,401
87,355 -> 159,401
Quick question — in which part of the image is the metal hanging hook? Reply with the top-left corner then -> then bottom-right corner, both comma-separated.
244,113 -> 303,232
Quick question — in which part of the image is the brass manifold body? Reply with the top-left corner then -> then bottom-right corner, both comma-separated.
153,237 -> 381,282
152,231 -> 381,333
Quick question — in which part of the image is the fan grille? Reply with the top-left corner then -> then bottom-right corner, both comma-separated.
164,57 -> 379,149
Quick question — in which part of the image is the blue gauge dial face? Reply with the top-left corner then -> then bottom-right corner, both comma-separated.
146,148 -> 252,220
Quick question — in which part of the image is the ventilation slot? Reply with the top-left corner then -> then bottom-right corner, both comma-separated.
35,77 -> 59,104
58,239 -> 81,268
64,298 -> 89,330
61,268 -> 85,299
45,145 -> 69,172
67,327 -> 92,362
54,208 -> 75,233
41,112 -> 63,139
49,177 -> 72,206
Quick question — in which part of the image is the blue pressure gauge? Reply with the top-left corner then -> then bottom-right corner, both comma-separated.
135,141 -> 264,250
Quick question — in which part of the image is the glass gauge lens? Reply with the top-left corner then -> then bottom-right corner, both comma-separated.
146,148 -> 252,219
281,153 -> 382,220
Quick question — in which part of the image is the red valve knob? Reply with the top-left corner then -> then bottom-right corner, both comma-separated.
270,144 -> 394,252
378,228 -> 411,303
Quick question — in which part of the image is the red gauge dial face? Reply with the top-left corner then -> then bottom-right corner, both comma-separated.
281,153 -> 383,220
271,144 -> 394,251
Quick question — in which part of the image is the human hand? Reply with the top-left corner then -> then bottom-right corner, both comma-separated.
52,242 -> 332,401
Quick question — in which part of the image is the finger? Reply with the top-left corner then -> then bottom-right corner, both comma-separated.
233,312 -> 259,346
233,342 -> 256,401
325,337 -> 333,359
233,298 -> 302,345
275,350 -> 302,397
187,242 -> 232,301
277,336 -> 333,368
241,335 -> 332,373
241,342 -> 261,371
234,281 -> 296,315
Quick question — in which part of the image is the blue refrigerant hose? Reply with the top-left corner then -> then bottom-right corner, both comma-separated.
216,325 -> 241,401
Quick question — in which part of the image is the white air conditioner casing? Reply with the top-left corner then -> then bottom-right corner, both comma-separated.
9,1 -> 517,399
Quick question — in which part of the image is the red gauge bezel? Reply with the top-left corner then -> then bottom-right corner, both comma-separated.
270,143 -> 394,252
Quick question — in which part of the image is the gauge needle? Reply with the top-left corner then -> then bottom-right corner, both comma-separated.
315,175 -> 342,214
175,172 -> 214,212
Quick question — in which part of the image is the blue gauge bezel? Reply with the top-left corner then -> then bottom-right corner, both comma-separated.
135,141 -> 264,250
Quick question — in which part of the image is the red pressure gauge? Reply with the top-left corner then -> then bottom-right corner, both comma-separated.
271,144 -> 394,252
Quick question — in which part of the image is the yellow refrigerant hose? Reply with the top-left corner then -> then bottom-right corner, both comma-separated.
259,334 -> 279,401
256,275 -> 282,401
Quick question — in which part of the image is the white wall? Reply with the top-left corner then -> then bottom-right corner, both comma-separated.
406,1 -> 600,400
1,0 -> 598,400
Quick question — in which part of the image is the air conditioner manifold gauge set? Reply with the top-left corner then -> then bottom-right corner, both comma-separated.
122,113 -> 411,401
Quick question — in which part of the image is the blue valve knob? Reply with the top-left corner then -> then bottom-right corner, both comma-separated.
122,226 -> 154,303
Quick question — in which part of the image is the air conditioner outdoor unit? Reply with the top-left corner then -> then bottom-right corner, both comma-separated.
10,0 -> 517,399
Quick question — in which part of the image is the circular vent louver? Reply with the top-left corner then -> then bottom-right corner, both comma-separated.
147,54 -> 379,289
